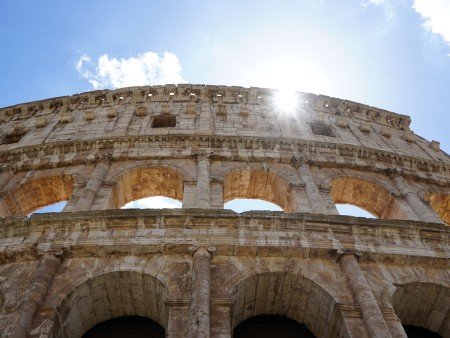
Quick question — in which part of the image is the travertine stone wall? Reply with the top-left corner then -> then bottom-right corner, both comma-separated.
0,85 -> 449,337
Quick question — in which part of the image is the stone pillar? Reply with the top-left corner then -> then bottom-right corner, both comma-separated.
292,157 -> 331,214
339,252 -> 392,338
390,172 -> 442,223
166,300 -> 189,338
384,310 -> 408,338
182,180 -> 197,208
187,246 -> 215,338
196,154 -> 211,208
210,300 -> 232,338
73,162 -> 110,211
11,250 -> 63,338
290,183 -> 312,213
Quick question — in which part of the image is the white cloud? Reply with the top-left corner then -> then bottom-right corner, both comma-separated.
76,51 -> 186,89
413,0 -> 450,46
122,196 -> 182,209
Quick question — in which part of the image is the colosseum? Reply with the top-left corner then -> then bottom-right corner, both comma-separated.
0,84 -> 448,338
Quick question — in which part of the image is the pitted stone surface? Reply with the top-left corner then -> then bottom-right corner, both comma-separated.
0,85 -> 448,337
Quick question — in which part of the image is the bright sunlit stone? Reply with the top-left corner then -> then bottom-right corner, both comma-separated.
272,90 -> 299,115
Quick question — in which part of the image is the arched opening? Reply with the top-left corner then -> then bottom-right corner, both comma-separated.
223,169 -> 294,212
427,193 -> 449,225
403,325 -> 442,338
230,272 -> 343,338
50,271 -> 169,338
83,315 -> 165,338
111,166 -> 184,209
122,196 -> 182,209
335,204 -> 376,218
1,175 -> 73,216
392,282 -> 449,337
224,198 -> 282,213
330,177 -> 408,219
234,314 -> 315,338
27,200 -> 67,216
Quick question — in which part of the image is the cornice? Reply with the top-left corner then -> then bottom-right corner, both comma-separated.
0,84 -> 411,129
0,134 -> 449,183
0,209 -> 447,266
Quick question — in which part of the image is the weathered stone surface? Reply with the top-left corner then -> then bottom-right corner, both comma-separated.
0,84 -> 448,337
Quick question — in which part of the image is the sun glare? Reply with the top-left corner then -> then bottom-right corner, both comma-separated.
272,89 -> 299,116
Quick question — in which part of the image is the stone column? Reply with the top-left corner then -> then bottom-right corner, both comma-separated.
390,172 -> 442,223
187,246 -> 215,338
384,310 -> 408,338
196,154 -> 211,208
11,250 -> 63,338
292,157 -> 330,214
339,252 -> 392,338
73,162 -> 110,211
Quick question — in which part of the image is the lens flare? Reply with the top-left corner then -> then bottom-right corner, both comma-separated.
272,90 -> 299,116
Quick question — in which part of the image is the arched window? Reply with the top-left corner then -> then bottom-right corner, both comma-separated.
28,200 -> 67,217
335,204 -> 376,218
1,175 -> 73,217
330,177 -> 408,219
224,169 -> 294,212
224,198 -> 282,213
111,167 -> 184,209
122,196 -> 181,209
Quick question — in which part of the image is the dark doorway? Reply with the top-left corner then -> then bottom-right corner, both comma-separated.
403,325 -> 441,338
234,314 -> 315,338
83,316 -> 165,338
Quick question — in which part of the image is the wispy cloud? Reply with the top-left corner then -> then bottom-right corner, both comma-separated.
76,51 -> 186,89
413,0 -> 450,50
122,196 -> 182,209
362,0 -> 395,20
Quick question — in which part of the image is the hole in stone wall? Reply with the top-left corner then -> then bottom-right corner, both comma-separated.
122,196 -> 182,209
309,123 -> 335,137
28,201 -> 67,217
151,114 -> 176,128
224,198 -> 283,213
335,204 -> 376,218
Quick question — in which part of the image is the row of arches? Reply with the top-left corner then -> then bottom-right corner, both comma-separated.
0,165 -> 448,224
40,269 -> 448,337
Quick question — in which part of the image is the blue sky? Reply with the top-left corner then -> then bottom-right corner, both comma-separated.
2,0 -> 449,217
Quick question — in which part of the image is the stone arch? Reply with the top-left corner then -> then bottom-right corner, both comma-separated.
226,269 -> 345,338
427,192 -> 450,225
0,174 -> 74,216
48,270 -> 171,338
109,166 -> 185,208
330,176 -> 408,219
392,282 -> 449,337
223,169 -> 294,212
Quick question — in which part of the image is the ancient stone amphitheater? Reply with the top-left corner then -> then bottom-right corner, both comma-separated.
0,84 -> 448,338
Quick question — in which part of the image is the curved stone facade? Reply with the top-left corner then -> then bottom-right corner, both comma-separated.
0,84 -> 448,337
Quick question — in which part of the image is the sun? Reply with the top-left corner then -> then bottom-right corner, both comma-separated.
272,89 -> 299,116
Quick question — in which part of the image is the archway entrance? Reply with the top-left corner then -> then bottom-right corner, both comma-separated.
403,325 -> 442,338
83,316 -> 164,338
234,314 -> 315,338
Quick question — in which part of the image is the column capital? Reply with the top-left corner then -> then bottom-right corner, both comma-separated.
291,155 -> 310,169
385,167 -> 404,180
336,249 -> 363,262
188,245 -> 216,257
195,150 -> 212,162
